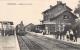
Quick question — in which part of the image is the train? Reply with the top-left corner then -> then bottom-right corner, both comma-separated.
16,24 -> 26,36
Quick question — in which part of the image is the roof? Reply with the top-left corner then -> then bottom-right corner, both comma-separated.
35,25 -> 42,26
42,2 -> 72,14
0,21 -> 13,25
25,23 -> 34,27
35,24 -> 44,27
50,11 -> 78,21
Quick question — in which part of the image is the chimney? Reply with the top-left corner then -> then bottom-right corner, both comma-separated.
50,5 -> 53,8
57,1 -> 62,5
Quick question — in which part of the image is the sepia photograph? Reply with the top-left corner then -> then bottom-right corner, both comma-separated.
0,0 -> 80,50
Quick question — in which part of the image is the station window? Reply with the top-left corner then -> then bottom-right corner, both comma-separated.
63,15 -> 69,20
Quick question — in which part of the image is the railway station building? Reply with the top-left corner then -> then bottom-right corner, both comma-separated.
41,1 -> 77,35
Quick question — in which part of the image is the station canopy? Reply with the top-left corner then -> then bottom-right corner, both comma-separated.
0,21 -> 13,25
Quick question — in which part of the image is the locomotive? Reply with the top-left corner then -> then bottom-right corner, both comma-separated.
16,22 -> 26,36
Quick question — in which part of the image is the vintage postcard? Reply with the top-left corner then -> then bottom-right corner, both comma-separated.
0,0 -> 80,50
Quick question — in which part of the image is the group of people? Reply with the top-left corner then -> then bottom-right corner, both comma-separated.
55,29 -> 78,42
42,26 -> 78,42
1,29 -> 14,36
66,29 -> 77,42
55,31 -> 65,40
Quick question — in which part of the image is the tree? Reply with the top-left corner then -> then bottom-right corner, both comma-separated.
74,0 -> 80,16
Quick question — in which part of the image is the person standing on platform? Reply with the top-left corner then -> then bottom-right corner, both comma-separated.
70,29 -> 74,41
66,31 -> 70,41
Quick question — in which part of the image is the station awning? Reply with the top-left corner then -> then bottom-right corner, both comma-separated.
43,21 -> 56,24
43,21 -> 71,25
0,21 -> 13,25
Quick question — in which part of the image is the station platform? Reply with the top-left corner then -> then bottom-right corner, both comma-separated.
0,35 -> 20,50
29,32 -> 80,45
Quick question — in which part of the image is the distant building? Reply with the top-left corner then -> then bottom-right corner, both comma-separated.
42,1 -> 77,34
24,23 -> 35,32
0,21 -> 14,36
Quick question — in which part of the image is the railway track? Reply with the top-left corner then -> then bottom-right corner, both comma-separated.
17,36 -> 43,50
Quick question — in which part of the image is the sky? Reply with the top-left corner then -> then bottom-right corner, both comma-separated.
0,0 -> 79,26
